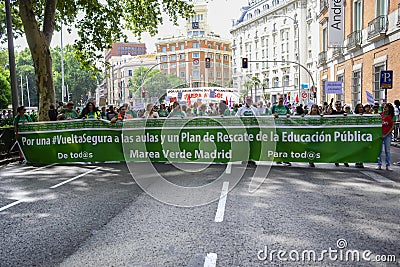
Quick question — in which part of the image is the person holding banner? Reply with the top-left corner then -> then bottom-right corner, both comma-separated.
354,104 -> 365,168
376,103 -> 396,171
78,102 -> 101,119
168,101 -> 186,118
13,106 -> 32,163
57,101 -> 78,120
110,105 -> 134,123
157,104 -> 169,117
236,97 -> 259,117
144,103 -> 159,118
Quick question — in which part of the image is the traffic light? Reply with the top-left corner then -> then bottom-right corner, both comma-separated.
68,93 -> 72,101
205,57 -> 211,68
287,92 -> 291,101
141,89 -> 146,98
242,58 -> 248,68
312,87 -> 317,98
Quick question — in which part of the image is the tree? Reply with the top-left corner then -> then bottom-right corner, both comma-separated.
51,45 -> 100,105
0,49 -> 11,109
251,76 -> 261,101
15,48 -> 36,107
129,67 -> 185,100
0,0 -> 194,120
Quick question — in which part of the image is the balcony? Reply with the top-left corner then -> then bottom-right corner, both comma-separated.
332,47 -> 344,58
346,30 -> 362,51
367,15 -> 387,41
318,51 -> 327,65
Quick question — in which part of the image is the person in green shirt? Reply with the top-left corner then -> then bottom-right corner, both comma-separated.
168,101 -> 186,118
157,104 -> 169,117
14,106 -> 32,164
123,103 -> 138,119
57,101 -> 78,120
271,96 -> 291,118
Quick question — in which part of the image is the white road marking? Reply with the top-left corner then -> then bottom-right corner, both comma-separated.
204,253 -> 217,267
214,181 -> 229,222
50,167 -> 102,189
0,200 -> 24,212
24,163 -> 57,175
225,162 -> 232,174
361,171 -> 395,183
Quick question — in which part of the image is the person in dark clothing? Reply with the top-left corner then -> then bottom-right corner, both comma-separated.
48,104 -> 58,121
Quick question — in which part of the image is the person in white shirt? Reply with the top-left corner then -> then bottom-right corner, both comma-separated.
236,97 -> 260,117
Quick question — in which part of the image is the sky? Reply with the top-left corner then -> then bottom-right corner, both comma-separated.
11,0 -> 249,53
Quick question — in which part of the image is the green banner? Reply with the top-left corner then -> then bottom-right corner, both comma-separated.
17,116 -> 382,164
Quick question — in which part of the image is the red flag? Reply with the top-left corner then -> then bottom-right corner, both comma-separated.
226,96 -> 228,104
295,94 -> 299,103
187,94 -> 191,106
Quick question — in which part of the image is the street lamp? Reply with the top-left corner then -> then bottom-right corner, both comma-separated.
272,15 -> 301,102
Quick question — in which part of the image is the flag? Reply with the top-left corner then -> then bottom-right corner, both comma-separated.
366,91 -> 374,105
187,94 -> 191,106
284,97 -> 288,105
226,96 -> 228,105
229,97 -> 232,108
295,94 -> 299,103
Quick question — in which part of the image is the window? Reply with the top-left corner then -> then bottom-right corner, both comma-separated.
170,46 -> 176,52
352,70 -> 362,108
216,54 -> 221,60
193,69 -> 200,78
170,55 -> 176,61
161,64 -> 167,69
162,46 -> 167,53
192,52 -> 200,58
179,62 -> 185,68
171,63 -> 176,69
208,44 -> 213,49
192,42 -> 200,48
224,72 -> 229,78
224,46 -> 228,51
209,71 -> 214,78
283,75 -> 290,87
216,44 -> 221,50
273,77 -> 279,87
208,53 -> 213,59
223,55 -> 229,61
180,44 -> 185,50
128,70 -> 133,76
161,56 -> 167,61
354,0 -> 362,31
180,54 -> 185,60
373,65 -> 385,103
377,0 -> 388,16
217,72 -> 221,78
180,72 -> 185,78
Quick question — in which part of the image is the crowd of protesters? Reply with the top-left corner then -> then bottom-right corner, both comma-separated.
11,96 -> 400,167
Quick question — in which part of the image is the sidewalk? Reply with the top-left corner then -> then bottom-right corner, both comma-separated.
392,139 -> 400,148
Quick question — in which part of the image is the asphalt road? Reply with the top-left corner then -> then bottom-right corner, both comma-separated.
0,147 -> 399,266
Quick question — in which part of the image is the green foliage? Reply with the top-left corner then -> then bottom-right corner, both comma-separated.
15,48 -> 36,107
129,67 -> 186,100
51,45 -> 100,104
0,49 -> 11,109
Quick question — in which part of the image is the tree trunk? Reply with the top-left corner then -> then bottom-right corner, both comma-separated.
19,0 -> 57,121
31,42 -> 55,121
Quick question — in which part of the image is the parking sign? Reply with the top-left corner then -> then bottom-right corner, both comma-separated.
380,70 -> 393,89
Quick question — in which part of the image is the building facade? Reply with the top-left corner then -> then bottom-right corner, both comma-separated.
230,0 -> 320,104
155,2 -> 232,88
104,54 -> 157,107
318,0 -> 400,108
105,42 -> 147,62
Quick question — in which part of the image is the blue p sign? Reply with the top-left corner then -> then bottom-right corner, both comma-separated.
380,70 -> 393,89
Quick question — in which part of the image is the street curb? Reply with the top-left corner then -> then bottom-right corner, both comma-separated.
0,156 -> 19,166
